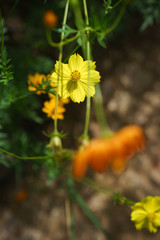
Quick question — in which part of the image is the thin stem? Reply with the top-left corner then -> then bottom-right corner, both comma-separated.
83,0 -> 91,137
54,0 -> 70,133
0,147 -> 50,161
83,0 -> 89,26
73,187 -> 112,240
80,179 -> 113,198
103,3 -> 126,37
83,176 -> 115,194
66,178 -> 75,240
93,84 -> 112,137
104,0 -> 122,15
46,29 -> 80,48
70,0 -> 87,58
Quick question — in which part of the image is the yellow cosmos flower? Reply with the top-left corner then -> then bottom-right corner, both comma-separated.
27,73 -> 47,95
131,196 -> 160,233
42,96 -> 68,120
51,53 -> 101,103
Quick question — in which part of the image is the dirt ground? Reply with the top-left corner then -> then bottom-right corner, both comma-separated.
0,24 -> 160,240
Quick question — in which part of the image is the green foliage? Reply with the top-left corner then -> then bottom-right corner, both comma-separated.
0,48 -> 14,85
130,0 -> 160,30
55,24 -> 78,38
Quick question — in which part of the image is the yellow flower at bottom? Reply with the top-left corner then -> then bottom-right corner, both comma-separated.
42,96 -> 67,120
131,196 -> 160,233
50,53 -> 101,103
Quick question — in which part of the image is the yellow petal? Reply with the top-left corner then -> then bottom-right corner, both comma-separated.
80,60 -> 96,73
131,209 -> 147,222
54,61 -> 71,78
80,70 -> 101,84
66,81 -> 86,103
79,82 -> 95,97
68,53 -> 84,72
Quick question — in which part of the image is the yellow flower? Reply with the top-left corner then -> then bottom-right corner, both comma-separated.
131,196 -> 160,233
27,73 -> 47,95
42,96 -> 68,120
51,53 -> 101,103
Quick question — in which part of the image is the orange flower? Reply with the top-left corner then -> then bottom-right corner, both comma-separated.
72,125 -> 146,179
15,190 -> 28,203
87,139 -> 115,172
73,138 -> 115,179
114,125 -> 146,158
42,96 -> 67,120
43,10 -> 58,28
28,73 -> 47,95
72,148 -> 89,179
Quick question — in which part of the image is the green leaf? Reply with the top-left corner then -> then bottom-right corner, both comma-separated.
55,24 -> 77,38
70,182 -> 112,240
97,35 -> 107,48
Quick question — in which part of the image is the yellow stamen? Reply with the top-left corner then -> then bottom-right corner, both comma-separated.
147,212 -> 156,223
71,70 -> 80,81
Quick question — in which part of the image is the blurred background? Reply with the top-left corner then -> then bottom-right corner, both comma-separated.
0,0 -> 160,239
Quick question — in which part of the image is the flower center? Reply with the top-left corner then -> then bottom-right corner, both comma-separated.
71,70 -> 81,81
147,212 -> 156,223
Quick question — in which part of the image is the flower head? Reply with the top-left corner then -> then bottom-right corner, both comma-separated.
43,10 -> 58,28
42,96 -> 68,120
51,53 -> 101,103
131,196 -> 160,233
28,73 -> 47,95
72,125 -> 146,179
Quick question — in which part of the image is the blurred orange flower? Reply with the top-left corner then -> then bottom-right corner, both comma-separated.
27,73 -> 47,95
43,10 -> 58,28
15,190 -> 28,203
72,125 -> 146,179
42,96 -> 69,120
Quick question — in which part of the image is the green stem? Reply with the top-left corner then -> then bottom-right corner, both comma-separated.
103,3 -> 126,37
0,147 -> 49,161
80,179 -> 113,198
105,0 -> 122,15
54,0 -> 70,133
67,178 -> 75,240
46,29 -> 80,48
73,187 -> 112,240
83,176 -> 115,194
93,84 -> 112,137
83,0 -> 91,138
70,0 -> 87,58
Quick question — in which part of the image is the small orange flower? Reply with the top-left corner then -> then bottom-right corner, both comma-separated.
43,10 -> 58,28
42,96 -> 67,120
72,125 -> 146,179
15,190 -> 28,203
28,73 -> 47,95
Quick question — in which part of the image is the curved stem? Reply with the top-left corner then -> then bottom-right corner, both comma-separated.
103,3 -> 126,37
46,29 -> 80,48
0,147 -> 49,161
